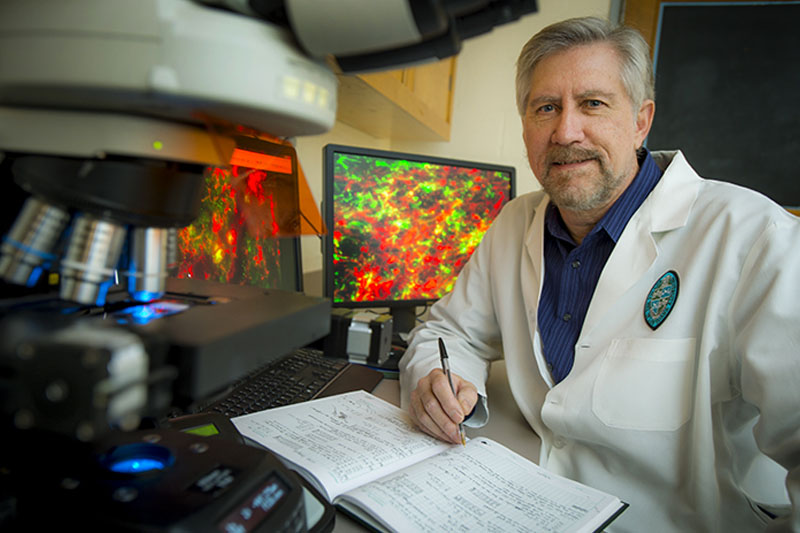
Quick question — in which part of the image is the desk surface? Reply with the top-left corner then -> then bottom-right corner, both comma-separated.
333,359 -> 540,532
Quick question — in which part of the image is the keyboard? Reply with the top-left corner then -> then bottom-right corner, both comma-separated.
198,347 -> 384,418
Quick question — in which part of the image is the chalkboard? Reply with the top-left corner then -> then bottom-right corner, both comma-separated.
647,2 -> 800,207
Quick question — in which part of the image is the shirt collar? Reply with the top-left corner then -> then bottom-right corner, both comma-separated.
544,149 -> 663,245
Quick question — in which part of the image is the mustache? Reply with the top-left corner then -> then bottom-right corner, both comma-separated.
545,146 -> 602,167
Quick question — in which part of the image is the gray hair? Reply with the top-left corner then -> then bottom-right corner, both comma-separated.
515,17 -> 655,116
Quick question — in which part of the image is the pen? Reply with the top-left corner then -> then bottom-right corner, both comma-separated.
438,337 -> 466,446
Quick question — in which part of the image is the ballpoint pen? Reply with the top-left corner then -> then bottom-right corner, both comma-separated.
438,337 -> 466,446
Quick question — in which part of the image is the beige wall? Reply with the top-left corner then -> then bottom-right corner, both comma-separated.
296,0 -> 612,293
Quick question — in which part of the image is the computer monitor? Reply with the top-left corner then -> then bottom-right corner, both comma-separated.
175,136 -> 304,293
322,144 -> 515,333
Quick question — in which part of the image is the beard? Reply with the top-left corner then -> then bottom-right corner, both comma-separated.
539,146 -> 628,212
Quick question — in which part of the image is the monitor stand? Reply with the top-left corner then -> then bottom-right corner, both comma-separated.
391,306 -> 418,335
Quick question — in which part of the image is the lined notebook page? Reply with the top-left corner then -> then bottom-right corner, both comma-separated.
232,390 -> 451,500
337,437 -> 623,533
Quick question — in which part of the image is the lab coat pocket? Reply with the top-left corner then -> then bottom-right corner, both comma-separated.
592,338 -> 697,431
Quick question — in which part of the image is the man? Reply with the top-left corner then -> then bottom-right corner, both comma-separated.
399,16 -> 800,532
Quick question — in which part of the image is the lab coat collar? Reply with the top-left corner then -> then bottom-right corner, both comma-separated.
523,150 -> 699,287
581,149 -> 700,339
522,150 -> 702,367
523,192 -> 552,386
648,150 -> 700,232
524,193 -> 550,300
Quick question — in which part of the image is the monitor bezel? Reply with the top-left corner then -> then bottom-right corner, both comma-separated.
322,143 -> 515,313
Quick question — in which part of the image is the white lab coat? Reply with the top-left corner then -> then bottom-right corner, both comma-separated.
399,151 -> 800,532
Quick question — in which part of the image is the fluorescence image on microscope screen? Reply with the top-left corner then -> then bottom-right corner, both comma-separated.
332,155 -> 511,304
175,165 -> 286,290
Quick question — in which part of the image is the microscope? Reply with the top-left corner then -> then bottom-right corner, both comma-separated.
0,1 -> 537,530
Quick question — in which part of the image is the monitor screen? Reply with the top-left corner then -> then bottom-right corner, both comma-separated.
175,137 -> 303,293
322,144 -> 515,332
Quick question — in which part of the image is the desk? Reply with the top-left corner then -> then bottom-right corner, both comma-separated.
332,359 -> 541,532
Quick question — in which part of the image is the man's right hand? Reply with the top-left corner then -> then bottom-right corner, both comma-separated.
409,368 -> 478,444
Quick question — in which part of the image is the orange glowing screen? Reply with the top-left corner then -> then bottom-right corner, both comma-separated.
175,137 -> 324,290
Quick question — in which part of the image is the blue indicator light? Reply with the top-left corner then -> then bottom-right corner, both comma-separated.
111,300 -> 190,325
109,457 -> 167,473
130,305 -> 155,323
102,443 -> 174,475
131,290 -> 164,303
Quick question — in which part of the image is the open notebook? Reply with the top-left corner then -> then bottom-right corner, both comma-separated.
232,390 -> 627,533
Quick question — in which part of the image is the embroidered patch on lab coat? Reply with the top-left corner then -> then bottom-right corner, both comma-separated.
644,270 -> 679,330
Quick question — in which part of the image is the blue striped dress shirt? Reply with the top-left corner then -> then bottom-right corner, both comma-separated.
538,150 -> 663,383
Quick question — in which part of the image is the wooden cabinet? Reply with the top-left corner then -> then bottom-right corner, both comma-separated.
335,57 -> 457,141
